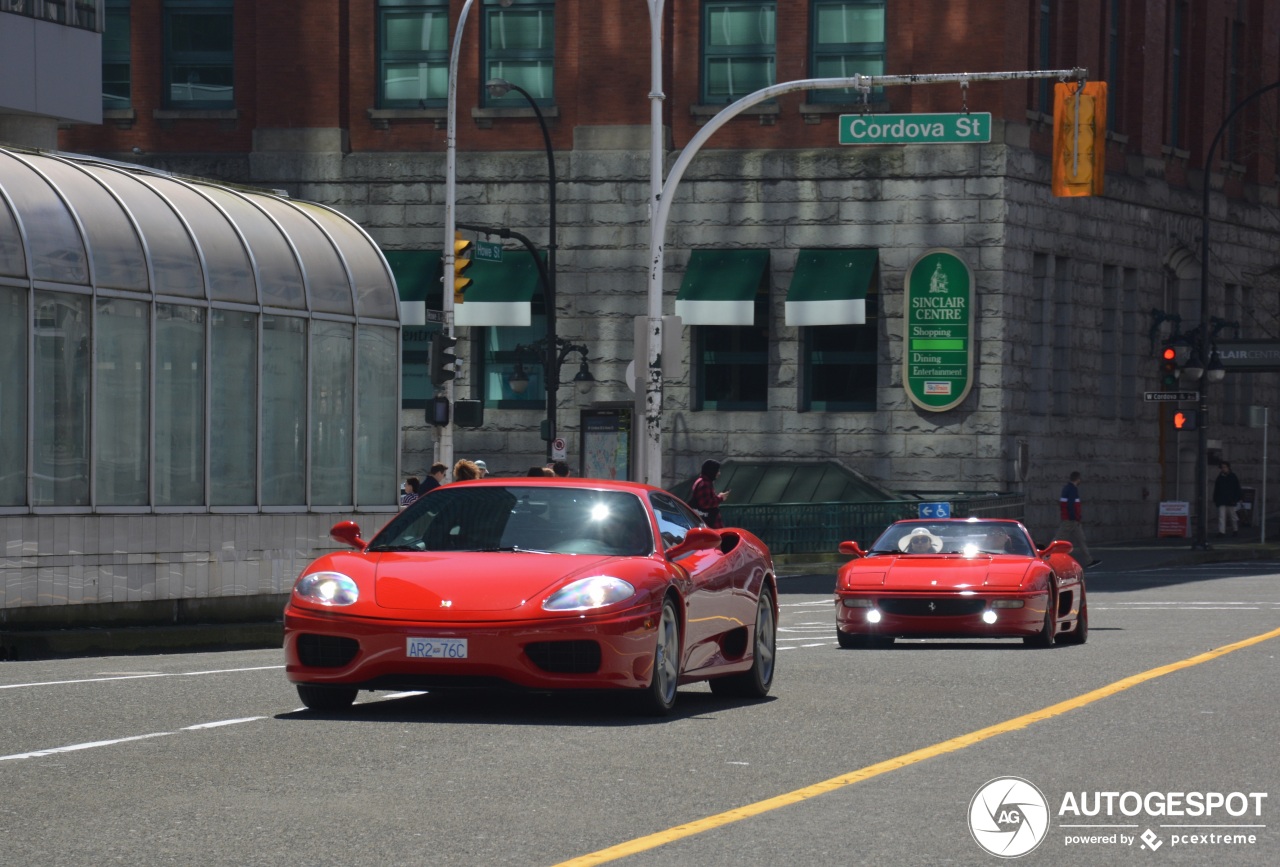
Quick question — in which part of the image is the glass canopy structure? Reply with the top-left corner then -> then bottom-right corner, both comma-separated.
0,146 -> 401,513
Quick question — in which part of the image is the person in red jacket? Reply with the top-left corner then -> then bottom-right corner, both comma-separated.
1055,470 -> 1100,568
689,459 -> 730,529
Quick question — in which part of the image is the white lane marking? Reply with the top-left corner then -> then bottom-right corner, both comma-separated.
1,731 -> 172,762
0,664 -> 285,691
3,715 -> 271,762
182,717 -> 266,730
780,601 -> 834,608
382,691 -> 428,700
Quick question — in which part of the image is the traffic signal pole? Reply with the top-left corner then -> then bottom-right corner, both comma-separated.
642,67 -> 1088,488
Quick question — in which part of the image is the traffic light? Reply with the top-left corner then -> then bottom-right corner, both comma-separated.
453,232 -> 473,303
1052,81 -> 1107,197
429,333 -> 457,384
1172,410 -> 1198,431
1159,345 -> 1179,388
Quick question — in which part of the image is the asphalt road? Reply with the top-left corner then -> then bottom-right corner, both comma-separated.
2,561 -> 1278,867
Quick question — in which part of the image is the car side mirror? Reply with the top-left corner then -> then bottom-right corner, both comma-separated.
331,521 -> 368,551
667,526 -> 721,559
838,540 -> 866,558
1038,539 -> 1072,557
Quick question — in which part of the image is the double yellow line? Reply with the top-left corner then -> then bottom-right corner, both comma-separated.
555,625 -> 1280,867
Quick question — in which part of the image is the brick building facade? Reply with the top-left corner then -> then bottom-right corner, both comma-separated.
50,0 -> 1280,544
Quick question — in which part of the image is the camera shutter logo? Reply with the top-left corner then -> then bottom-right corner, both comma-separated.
969,777 -> 1050,858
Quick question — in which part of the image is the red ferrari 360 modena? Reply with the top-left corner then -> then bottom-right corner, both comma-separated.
284,479 -> 778,715
834,518 -> 1087,648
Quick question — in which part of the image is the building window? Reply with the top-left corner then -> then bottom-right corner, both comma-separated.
357,326 -> 400,506
210,308 -> 257,506
479,315 -> 549,410
103,0 -> 131,110
1169,0 -> 1187,149
163,0 -> 234,109
261,315 -> 306,507
802,295 -> 878,411
0,287 -> 28,507
378,0 -> 449,108
702,1 -> 776,104
311,322 -> 354,506
482,0 -> 555,107
155,304 -> 205,506
694,294 -> 770,411
809,0 -> 885,104
1036,0 -> 1053,113
95,297 -> 149,507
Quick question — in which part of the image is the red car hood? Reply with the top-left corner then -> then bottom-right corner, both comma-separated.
842,556 -> 1034,591
370,551 -> 621,613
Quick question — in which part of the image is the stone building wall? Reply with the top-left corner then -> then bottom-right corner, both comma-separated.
174,118 -> 1280,546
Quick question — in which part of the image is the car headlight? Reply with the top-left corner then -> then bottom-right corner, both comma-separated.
294,571 -> 359,606
543,576 -> 635,611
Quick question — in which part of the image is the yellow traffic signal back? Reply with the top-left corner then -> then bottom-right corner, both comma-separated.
1052,81 -> 1107,197
454,232 -> 474,303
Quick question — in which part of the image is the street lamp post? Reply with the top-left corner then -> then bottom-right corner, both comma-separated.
485,77 -> 559,461
1192,79 -> 1280,549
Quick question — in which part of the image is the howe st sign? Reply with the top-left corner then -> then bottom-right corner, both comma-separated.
904,249 -> 974,412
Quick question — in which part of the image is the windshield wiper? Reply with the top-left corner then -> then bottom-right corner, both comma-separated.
475,545 -> 552,554
366,544 -> 421,552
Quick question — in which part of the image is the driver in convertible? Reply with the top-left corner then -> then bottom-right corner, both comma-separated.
899,528 -> 942,554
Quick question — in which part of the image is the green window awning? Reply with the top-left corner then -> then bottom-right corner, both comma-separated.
675,249 -> 770,325
385,250 -> 442,325
454,249 -> 543,327
785,248 -> 878,326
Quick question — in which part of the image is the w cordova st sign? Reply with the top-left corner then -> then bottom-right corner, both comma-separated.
904,249 -> 974,412
840,112 -> 992,145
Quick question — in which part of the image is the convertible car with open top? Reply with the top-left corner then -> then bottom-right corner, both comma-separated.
284,478 -> 778,715
834,518 -> 1087,648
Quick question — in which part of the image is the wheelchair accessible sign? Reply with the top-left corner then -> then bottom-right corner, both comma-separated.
904,249 -> 974,412
918,502 -> 951,519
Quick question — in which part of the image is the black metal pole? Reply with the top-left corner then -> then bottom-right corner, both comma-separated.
500,82 -> 557,462
1195,80 -> 1280,549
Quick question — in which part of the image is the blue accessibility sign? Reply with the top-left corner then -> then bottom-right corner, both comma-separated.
918,502 -> 951,519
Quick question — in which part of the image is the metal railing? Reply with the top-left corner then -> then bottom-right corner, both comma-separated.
721,493 -> 1026,555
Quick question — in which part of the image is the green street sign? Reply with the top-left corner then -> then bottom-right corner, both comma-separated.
904,249 -> 974,412
474,240 -> 503,262
839,112 -> 992,145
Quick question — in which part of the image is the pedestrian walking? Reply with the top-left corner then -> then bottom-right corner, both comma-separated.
1055,470 -> 1100,568
421,463 -> 447,493
400,477 -> 420,508
689,459 -> 730,529
1213,462 -> 1243,536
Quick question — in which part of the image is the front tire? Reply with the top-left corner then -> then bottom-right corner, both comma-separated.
297,684 -> 357,711
1024,587 -> 1057,648
710,586 -> 776,698
634,597 -> 681,716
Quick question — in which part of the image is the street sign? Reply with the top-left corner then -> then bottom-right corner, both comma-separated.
903,249 -> 974,411
474,240 -> 503,262
1143,391 -> 1199,402
551,437 -> 567,461
918,502 -> 951,519
840,112 -> 991,145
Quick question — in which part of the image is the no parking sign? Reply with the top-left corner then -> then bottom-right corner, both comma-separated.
551,438 -> 567,461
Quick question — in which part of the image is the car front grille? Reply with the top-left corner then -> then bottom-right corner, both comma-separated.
524,640 -> 602,674
296,634 -> 360,668
879,598 -> 986,617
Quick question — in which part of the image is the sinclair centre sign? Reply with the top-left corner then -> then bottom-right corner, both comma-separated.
903,249 -> 974,411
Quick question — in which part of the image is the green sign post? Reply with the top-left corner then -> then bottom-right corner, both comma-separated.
839,112 -> 992,145
903,249 -> 974,411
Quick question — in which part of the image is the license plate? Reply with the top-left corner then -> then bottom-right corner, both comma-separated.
406,637 -> 468,659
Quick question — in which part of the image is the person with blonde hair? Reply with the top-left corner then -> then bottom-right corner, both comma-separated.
453,459 -> 481,481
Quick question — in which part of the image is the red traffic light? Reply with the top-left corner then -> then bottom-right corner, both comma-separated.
1161,347 -> 1177,362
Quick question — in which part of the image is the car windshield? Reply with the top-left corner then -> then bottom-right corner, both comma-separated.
367,485 -> 654,556
869,522 -> 1034,557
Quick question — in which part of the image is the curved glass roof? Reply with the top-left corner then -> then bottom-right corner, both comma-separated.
0,146 -> 398,320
